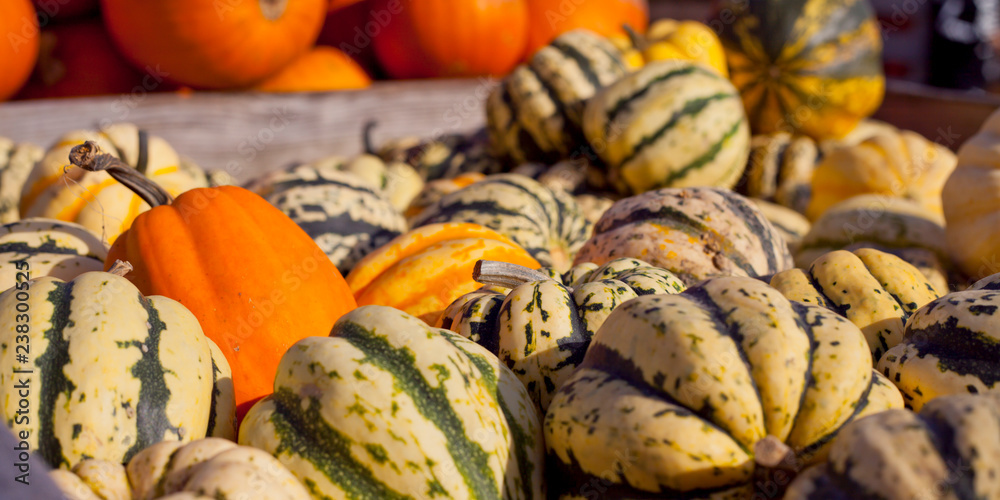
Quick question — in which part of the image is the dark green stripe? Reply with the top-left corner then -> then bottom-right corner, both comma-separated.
618,93 -> 737,169
718,190 -> 785,275
0,240 -> 101,257
550,40 -> 605,92
797,373 -> 874,460
918,404 -> 978,499
205,356 -> 221,437
787,302 -> 819,444
135,129 -> 150,175
603,66 -> 710,133
456,293 -> 504,354
905,309 -> 1000,387
36,281 -> 76,469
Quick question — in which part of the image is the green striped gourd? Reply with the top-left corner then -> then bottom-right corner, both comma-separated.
0,218 -> 107,292
487,29 -> 628,165
437,258 -> 685,411
238,305 -> 545,499
410,173 -> 592,271
785,393 -> 1000,500
0,270 -> 234,469
574,187 -> 794,285
369,125 -> 505,182
545,276 -> 903,498
50,438 -> 309,500
737,132 -> 820,214
771,248 -> 943,362
750,198 -> 812,252
582,59 -> 750,195
877,272 -> 1000,411
795,194 -> 953,292
246,164 -> 407,274
0,138 -> 43,223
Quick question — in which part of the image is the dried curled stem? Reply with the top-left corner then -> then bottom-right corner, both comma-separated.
473,260 -> 557,290
68,140 -> 174,208
107,260 -> 133,277
754,435 -> 794,468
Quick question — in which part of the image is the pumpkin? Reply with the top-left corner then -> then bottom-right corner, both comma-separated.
344,222 -> 541,323
0,218 -> 107,292
101,0 -> 326,89
613,19 -> 729,77
750,198 -> 812,252
32,0 -> 97,21
545,276 -> 903,497
246,163 -> 407,274
795,194 -> 953,292
0,138 -> 43,223
737,132 -> 821,215
368,125 -> 505,182
486,29 -> 629,165
0,269 -> 234,469
785,393 -> 1000,500
717,0 -> 885,140
1,0 -> 39,101
807,126 -> 958,220
238,305 -> 546,499
438,258 -> 685,412
575,187 -> 794,285
582,59 -> 751,195
67,140 -> 357,423
771,248 -> 943,362
403,172 -> 485,222
51,438 -> 309,500
15,19 -> 152,100
877,272 -> 1000,411
371,0 -> 529,79
409,173 -> 592,271
252,46 -> 371,92
19,123 -> 209,246
524,0 -> 648,57
943,107 -> 1000,281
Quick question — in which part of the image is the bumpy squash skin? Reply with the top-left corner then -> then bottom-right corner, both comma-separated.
544,276 -> 902,497
785,393 -> 1000,500
771,248 -> 942,362
877,273 -> 1000,411
0,218 -> 108,292
238,305 -> 545,500
0,138 -> 44,223
574,187 -> 794,285
0,272 -> 229,469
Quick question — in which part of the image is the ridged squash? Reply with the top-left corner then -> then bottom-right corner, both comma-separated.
737,132 -> 820,215
877,272 -> 1000,411
611,19 -> 729,76
410,174 -> 592,271
785,393 -> 1000,500
582,59 -> 750,194
403,172 -> 485,223
772,248 -> 943,361
0,218 -> 107,292
574,187 -> 794,285
238,305 -> 546,499
487,29 -> 629,164
369,126 -> 504,182
717,0 -> 885,140
0,138 -> 44,223
0,271 -> 234,469
545,276 -> 903,497
438,258 -> 685,411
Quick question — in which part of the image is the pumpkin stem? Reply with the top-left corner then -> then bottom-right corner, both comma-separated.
68,141 -> 174,208
754,435 -> 794,468
623,24 -> 646,51
362,120 -> 379,155
108,260 -> 133,277
474,260 -> 555,290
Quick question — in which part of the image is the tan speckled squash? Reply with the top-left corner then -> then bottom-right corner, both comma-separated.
0,138 -> 44,223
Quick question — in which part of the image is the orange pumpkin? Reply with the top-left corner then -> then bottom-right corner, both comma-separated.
16,19 -> 155,100
253,46 -> 371,92
68,141 -> 357,424
1,0 -> 39,101
32,0 -> 98,21
100,0 -> 327,89
371,0 -> 529,79
345,222 -> 540,324
525,0 -> 648,57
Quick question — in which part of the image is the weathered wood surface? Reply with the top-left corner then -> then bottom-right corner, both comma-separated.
0,78 -> 997,183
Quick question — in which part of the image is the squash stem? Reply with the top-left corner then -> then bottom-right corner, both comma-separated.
68,141 -> 174,208
474,260 -> 554,289
107,260 -> 133,277
623,24 -> 646,51
362,120 -> 379,155
753,435 -> 794,468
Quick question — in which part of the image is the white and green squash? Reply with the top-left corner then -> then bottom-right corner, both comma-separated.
0,218 -> 108,293
0,138 -> 44,224
737,132 -> 820,214
368,124 -> 505,182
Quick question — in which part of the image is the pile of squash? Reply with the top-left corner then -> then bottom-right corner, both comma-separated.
2,1 -> 1000,499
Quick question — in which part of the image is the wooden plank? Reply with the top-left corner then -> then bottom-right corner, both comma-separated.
873,79 -> 1000,148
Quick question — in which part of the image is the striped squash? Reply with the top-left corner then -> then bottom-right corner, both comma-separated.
19,123 -> 209,246
737,132 -> 820,215
582,59 -> 750,195
750,198 -> 811,252
796,194 -> 953,292
785,393 -> 1000,500
573,192 -> 617,225
487,29 -> 628,165
545,276 -> 903,498
437,258 -> 685,411
403,172 -> 485,223
575,187 -> 793,285
247,164 -> 407,275
877,272 -> 1000,411
370,126 -> 505,182
717,0 -> 885,140
771,248 -> 943,362
807,126 -> 958,220
0,271 -> 233,469
0,218 -> 107,292
238,305 -> 545,499
410,174 -> 592,271
0,138 -> 43,224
